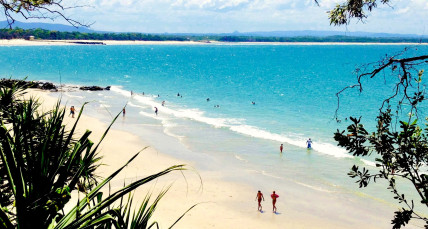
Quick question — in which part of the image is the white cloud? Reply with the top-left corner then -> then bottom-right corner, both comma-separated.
8,0 -> 427,34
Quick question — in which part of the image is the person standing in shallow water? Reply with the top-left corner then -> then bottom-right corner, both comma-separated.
306,138 -> 312,149
122,108 -> 126,117
271,191 -> 279,213
255,190 -> 264,212
154,107 -> 158,116
280,144 -> 283,153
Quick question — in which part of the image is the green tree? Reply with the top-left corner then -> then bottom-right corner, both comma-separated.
0,0 -> 90,28
319,0 -> 428,228
0,81 -> 193,228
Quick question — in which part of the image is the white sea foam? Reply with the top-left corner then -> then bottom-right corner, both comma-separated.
64,93 -> 84,99
110,85 -> 131,98
360,159 -> 376,167
111,86 -> 369,164
247,169 -> 282,179
294,181 -> 335,193
234,154 -> 248,163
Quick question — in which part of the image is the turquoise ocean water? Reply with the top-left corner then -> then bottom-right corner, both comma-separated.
2,44 -> 428,218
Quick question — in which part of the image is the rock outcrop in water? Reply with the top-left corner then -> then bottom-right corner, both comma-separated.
79,85 -> 111,91
1,79 -> 111,92
0,78 -> 58,91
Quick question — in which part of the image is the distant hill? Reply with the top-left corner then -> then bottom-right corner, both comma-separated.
1,21 -> 427,39
0,21 -> 94,33
166,31 -> 427,39
211,30 -> 428,38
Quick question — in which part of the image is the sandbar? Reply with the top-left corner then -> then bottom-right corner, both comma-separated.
1,38 -> 427,46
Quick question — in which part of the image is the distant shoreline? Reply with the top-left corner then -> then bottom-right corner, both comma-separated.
1,39 -> 428,46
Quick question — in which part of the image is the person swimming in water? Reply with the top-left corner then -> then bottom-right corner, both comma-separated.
306,138 -> 312,149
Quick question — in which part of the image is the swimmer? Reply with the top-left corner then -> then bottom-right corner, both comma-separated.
207,98 -> 210,102
162,101 -> 165,106
255,190 -> 265,212
306,138 -> 312,149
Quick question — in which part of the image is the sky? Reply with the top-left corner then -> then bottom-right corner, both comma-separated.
6,0 -> 428,34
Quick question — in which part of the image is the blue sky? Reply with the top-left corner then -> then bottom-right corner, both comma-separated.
9,0 -> 428,34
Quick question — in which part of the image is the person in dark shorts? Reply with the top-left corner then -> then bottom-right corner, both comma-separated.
69,106 -> 75,118
306,138 -> 312,149
280,144 -> 283,153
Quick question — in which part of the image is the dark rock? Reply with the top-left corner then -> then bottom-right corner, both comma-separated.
79,86 -> 105,91
105,86 -> 111,90
0,78 -> 56,90
38,82 -> 57,90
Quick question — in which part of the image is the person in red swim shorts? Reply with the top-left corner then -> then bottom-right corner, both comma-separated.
271,191 -> 279,213
255,190 -> 265,212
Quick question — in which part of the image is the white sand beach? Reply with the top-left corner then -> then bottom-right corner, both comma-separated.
20,88 -> 423,229
1,38 -> 427,46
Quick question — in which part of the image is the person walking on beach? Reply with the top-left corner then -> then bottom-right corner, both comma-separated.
162,101 -> 165,106
271,191 -> 279,213
122,108 -> 126,117
306,138 -> 312,149
154,107 -> 158,116
255,190 -> 265,212
280,144 -> 283,153
69,106 -> 75,118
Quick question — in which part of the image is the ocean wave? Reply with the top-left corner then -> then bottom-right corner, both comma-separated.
110,85 -> 131,97
294,181 -> 335,193
246,169 -> 282,179
63,93 -> 84,99
360,159 -> 376,167
110,86 -> 370,164
234,154 -> 248,163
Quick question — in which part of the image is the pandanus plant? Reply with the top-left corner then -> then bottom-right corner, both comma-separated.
0,81 -> 195,228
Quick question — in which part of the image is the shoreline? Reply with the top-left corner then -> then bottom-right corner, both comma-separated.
24,87 -> 424,228
1,38 -> 428,46
27,89 -> 320,228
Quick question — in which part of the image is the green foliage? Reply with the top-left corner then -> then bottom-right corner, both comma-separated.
335,70 -> 428,227
1,0 -> 88,28
1,28 -> 427,43
0,81 -> 193,228
328,0 -> 391,25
